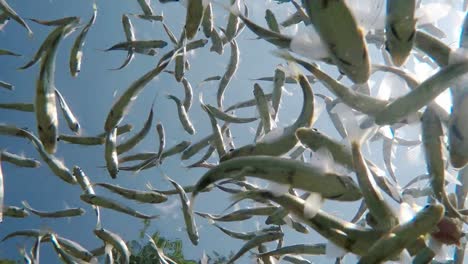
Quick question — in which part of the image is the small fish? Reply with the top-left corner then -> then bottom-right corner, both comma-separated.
94,228 -> 130,264
221,74 -> 314,161
0,80 -> 13,91
93,182 -> 167,204
167,94 -> 195,135
2,229 -> 46,242
264,9 -> 280,33
196,206 -> 277,222
105,40 -> 168,51
104,127 -> 119,178
69,4 -> 97,77
224,0 -> 241,43
137,0 -> 154,16
8,127 -> 77,184
0,102 -> 34,112
174,34 -> 187,82
295,128 -> 402,203
161,22 -> 178,45
19,17 -> 78,70
213,224 -> 281,241
73,166 -> 101,228
36,22 -> 78,154
224,93 -> 273,112
0,12 -> 9,30
132,14 -> 163,22
3,206 -> 29,218
93,228 -> 129,264
55,89 -> 80,133
217,39 -> 239,108
271,67 -> 285,121
191,156 -> 362,206
227,230 -> 284,264
385,0 -> 416,66
200,104 -> 227,158
209,28 -> 224,54
201,3 -> 214,37
166,175 -> 199,245
414,30 -> 450,67
374,62 -> 468,126
351,141 -> 398,230
0,0 -> 32,36
0,49 -> 20,56
155,122 -> 165,164
254,83 -> 273,134
302,0 -> 370,83
184,0 -> 204,40
257,243 -> 326,258
80,194 -> 158,220
181,78 -> 193,110
1,151 -> 40,168
50,233 -> 81,264
104,59 -> 170,132
358,204 -> 444,263
58,134 -> 105,145
119,140 -> 190,170
421,108 -> 466,222
22,201 -> 85,218
29,16 -> 79,26
112,14 -> 136,70
116,105 -> 153,154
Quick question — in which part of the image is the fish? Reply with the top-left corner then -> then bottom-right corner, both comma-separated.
217,39 -> 239,108
21,201 -> 85,218
0,0 -> 32,36
302,0 -> 370,83
35,22 -> 78,154
116,105 -> 153,154
3,206 -> 29,218
69,4 -> 97,77
220,73 -> 314,161
167,94 -> 195,135
166,175 -> 199,245
191,156 -> 362,204
104,59 -> 170,132
184,0 -> 204,40
93,182 -> 167,204
1,151 -> 40,168
94,228 -> 129,264
0,102 -> 34,112
112,14 -> 136,70
55,89 -> 80,133
80,194 -> 158,220
104,127 -> 119,178
385,0 -> 416,66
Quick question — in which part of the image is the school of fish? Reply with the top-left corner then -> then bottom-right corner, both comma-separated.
1,0 -> 468,263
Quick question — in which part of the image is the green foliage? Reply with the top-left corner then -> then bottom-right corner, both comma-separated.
0,260 -> 17,264
126,231 -> 234,264
128,232 -> 197,264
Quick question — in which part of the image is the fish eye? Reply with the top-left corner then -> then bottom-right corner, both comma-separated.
407,30 -> 416,41
390,25 -> 401,41
384,41 -> 390,52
